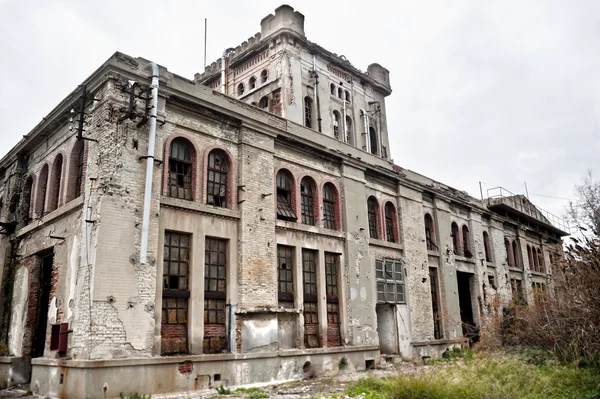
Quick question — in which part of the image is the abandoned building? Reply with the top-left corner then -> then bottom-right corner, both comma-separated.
0,5 -> 568,398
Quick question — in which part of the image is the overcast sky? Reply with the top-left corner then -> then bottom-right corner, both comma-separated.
1,0 -> 599,221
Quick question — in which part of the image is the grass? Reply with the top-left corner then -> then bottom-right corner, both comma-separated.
345,351 -> 600,399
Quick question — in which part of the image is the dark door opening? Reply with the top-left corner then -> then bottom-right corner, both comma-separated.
456,271 -> 475,339
32,253 -> 54,358
429,268 -> 442,339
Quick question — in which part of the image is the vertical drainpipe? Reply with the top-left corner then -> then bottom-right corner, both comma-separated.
220,52 -> 227,94
140,63 -> 159,265
342,102 -> 348,143
313,54 -> 322,133
360,109 -> 370,153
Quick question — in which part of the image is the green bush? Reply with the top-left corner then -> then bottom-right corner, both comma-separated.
119,393 -> 151,399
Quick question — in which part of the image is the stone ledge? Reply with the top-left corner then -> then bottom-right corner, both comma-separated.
368,238 -> 404,251
411,337 -> 468,347
31,345 -> 380,368
16,196 -> 84,237
160,196 -> 241,219
275,220 -> 345,239
235,306 -> 301,315
0,357 -> 12,364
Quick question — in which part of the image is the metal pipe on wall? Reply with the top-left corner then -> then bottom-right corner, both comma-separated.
140,62 -> 159,265
360,108 -> 370,153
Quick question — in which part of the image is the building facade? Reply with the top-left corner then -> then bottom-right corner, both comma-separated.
0,5 -> 567,398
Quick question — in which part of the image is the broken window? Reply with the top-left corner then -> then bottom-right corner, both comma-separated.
276,169 -> 297,221
168,138 -> 193,200
337,87 -> 343,99
462,225 -> 472,258
532,281 -> 546,304
249,76 -> 256,90
510,278 -> 525,305
527,245 -> 534,270
259,96 -> 269,111
483,231 -> 492,262
300,177 -> 315,225
376,259 -> 405,304
303,249 -> 319,347
488,274 -> 496,290
35,164 -> 48,217
204,237 -> 228,353
47,154 -> 63,212
452,223 -> 461,255
322,183 -> 337,230
237,83 -> 245,96
384,202 -> 397,243
325,253 -> 341,346
23,176 -> 34,224
505,238 -> 513,267
345,116 -> 353,144
512,240 -> 521,269
369,126 -> 378,155
304,96 -> 313,128
260,69 -> 268,83
425,213 -> 437,251
332,111 -> 341,139
367,196 -> 379,239
345,90 -> 351,103
429,267 -> 442,339
277,245 -> 294,304
206,149 -> 228,207
162,231 -> 190,355
537,249 -> 545,273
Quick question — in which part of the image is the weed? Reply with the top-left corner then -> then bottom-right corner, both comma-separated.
0,342 -> 9,356
339,356 -> 348,370
236,387 -> 268,399
119,393 -> 151,399
216,384 -> 232,395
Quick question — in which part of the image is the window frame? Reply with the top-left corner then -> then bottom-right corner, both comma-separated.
277,245 -> 294,302
276,169 -> 297,221
376,259 -> 406,304
206,149 -> 229,208
300,177 -> 316,225
167,138 -> 194,201
367,197 -> 379,239
322,183 -> 337,230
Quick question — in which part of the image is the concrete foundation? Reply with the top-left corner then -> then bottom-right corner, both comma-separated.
30,346 -> 378,399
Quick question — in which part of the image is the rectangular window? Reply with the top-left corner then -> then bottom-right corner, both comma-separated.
303,249 -> 320,348
204,237 -> 228,353
323,197 -> 336,230
325,253 -> 341,346
510,278 -> 525,305
429,267 -> 442,339
277,245 -> 294,303
375,259 -> 405,304
168,160 -> 192,200
162,231 -> 191,355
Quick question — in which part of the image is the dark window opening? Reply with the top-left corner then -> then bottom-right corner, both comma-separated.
249,76 -> 256,90
168,138 -> 193,200
385,203 -> 396,243
48,154 -> 63,212
300,177 -> 315,225
345,116 -> 353,144
304,97 -> 313,128
162,231 -> 190,355
345,90 -> 351,103
425,213 -> 437,251
510,278 -> 525,305
206,150 -> 228,207
333,111 -> 341,139
537,249 -> 545,273
35,164 -> 49,217
276,170 -> 297,221
303,249 -> 320,348
512,240 -> 521,269
429,267 -> 442,339
369,127 -> 378,155
337,87 -> 343,99
367,197 -> 379,239
452,223 -> 461,255
260,69 -> 268,83
32,252 -> 54,358
483,231 -> 491,262
326,253 -> 341,346
462,226 -> 472,258
74,142 -> 85,198
277,245 -> 294,303
259,96 -> 269,111
204,237 -> 228,353
330,83 -> 335,95
322,183 -> 336,230
237,83 -> 245,96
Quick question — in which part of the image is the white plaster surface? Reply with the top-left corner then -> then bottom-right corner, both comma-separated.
8,267 -> 29,356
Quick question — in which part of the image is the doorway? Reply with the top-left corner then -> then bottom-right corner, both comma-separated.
456,271 -> 475,338
376,304 -> 399,354
429,268 -> 442,339
32,252 -> 54,358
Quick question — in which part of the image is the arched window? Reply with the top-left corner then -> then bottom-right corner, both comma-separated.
237,83 -> 245,96
505,238 -> 514,267
322,183 -> 337,230
425,213 -> 436,251
537,248 -> 545,273
369,126 -> 378,155
276,169 -> 297,221
512,240 -> 520,268
249,76 -> 257,90
23,176 -> 34,224
483,231 -> 492,262
168,138 -> 193,200
452,222 -> 460,255
67,140 -> 85,202
337,87 -> 343,99
384,202 -> 398,243
300,177 -> 316,225
345,90 -> 351,103
367,196 -> 379,239
260,69 -> 268,83
35,164 -> 49,217
533,247 -> 540,271
259,96 -> 269,112
304,97 -> 313,128
462,225 -> 472,258
206,149 -> 228,207
330,83 -> 335,95
345,116 -> 353,144
332,111 -> 341,139
47,154 -> 63,212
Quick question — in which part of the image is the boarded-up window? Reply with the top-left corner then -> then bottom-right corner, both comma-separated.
303,249 -> 319,348
161,231 -> 190,355
204,237 -> 228,353
325,253 -> 341,346
375,259 -> 405,304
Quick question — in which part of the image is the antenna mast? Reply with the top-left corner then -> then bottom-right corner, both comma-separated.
204,18 -> 207,71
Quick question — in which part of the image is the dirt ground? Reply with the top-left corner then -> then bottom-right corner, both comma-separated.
0,358 -> 431,399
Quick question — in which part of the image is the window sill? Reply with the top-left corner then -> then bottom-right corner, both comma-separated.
454,255 -> 476,264
529,271 -> 547,277
486,262 -> 496,267
369,238 -> 404,251
160,196 -> 240,219
16,196 -> 84,238
509,267 -> 523,273
235,306 -> 301,315
427,250 -> 440,257
275,220 -> 345,239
